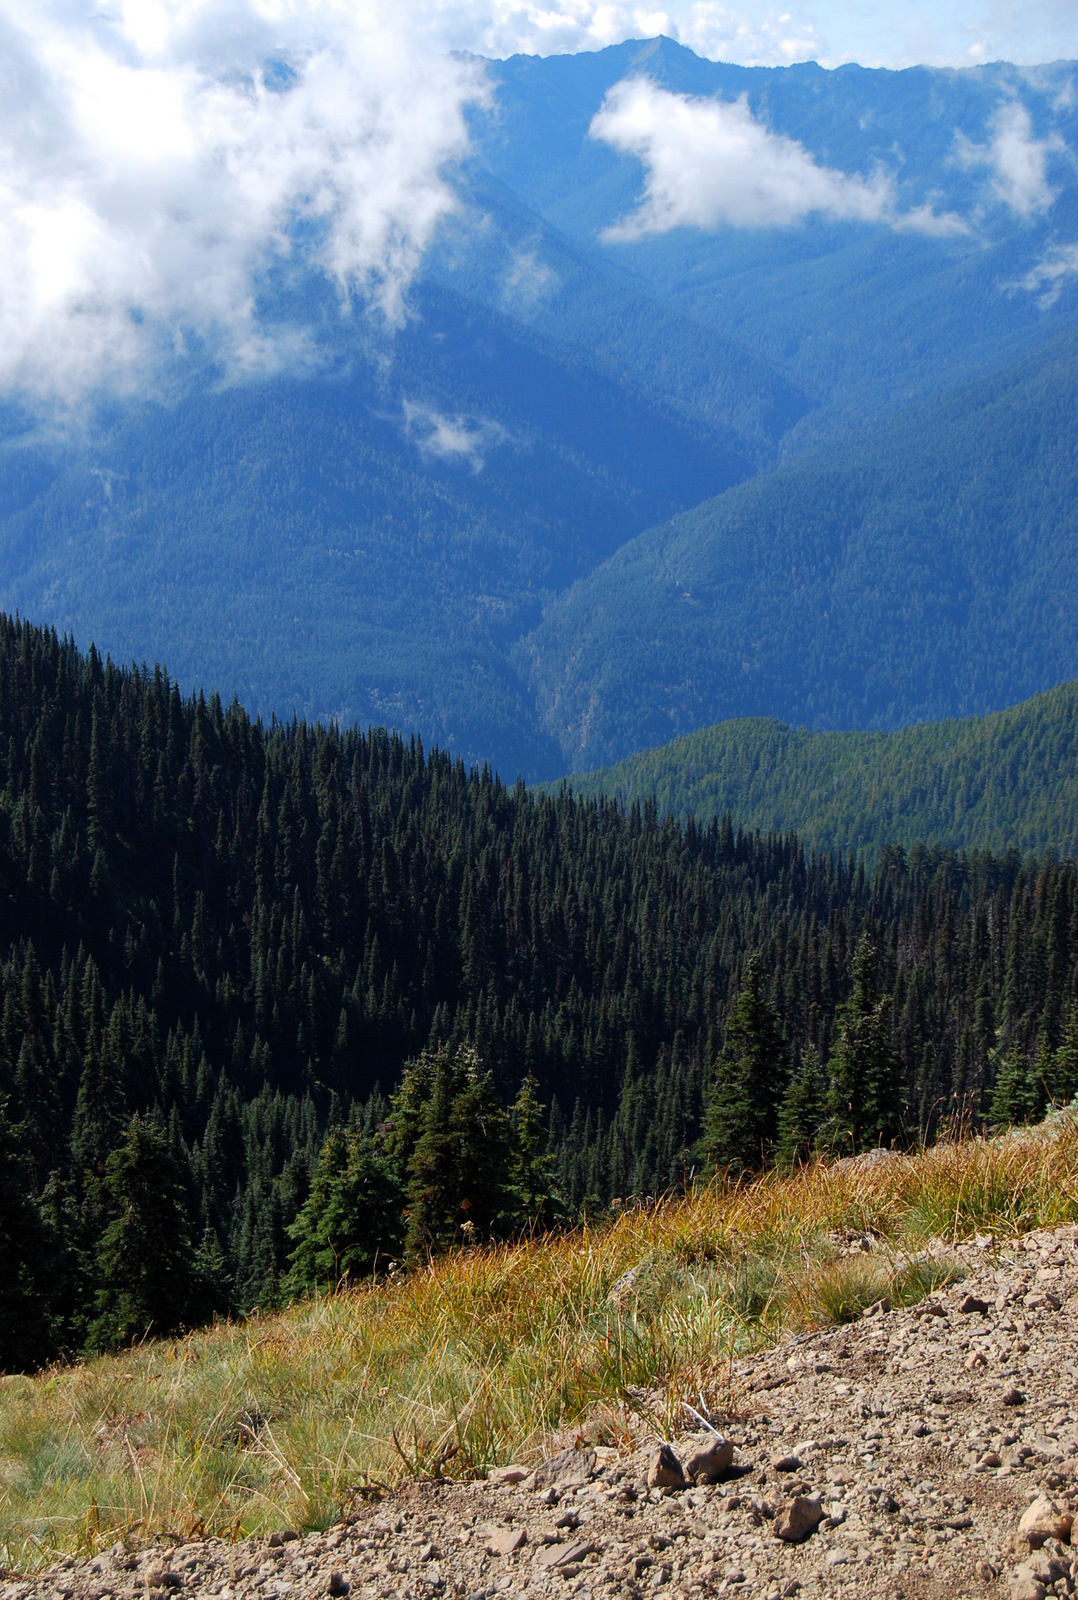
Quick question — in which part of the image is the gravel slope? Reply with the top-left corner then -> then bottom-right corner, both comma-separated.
9,1226 -> 1078,1600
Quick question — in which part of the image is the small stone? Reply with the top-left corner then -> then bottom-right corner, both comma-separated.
647,1444 -> 687,1491
770,1454 -> 803,1473
910,1421 -> 930,1437
966,1350 -> 988,1368
418,1543 -> 439,1562
1017,1495 -> 1073,1548
772,1495 -> 825,1543
327,1574 -> 349,1598
537,1540 -> 599,1570
862,1297 -> 891,1318
960,1294 -> 991,1314
1024,1291 -> 1062,1312
684,1435 -> 735,1482
1003,1388 -> 1027,1407
266,1534 -> 284,1549
977,1561 -> 999,1580
826,1547 -> 853,1567
485,1526 -> 527,1556
144,1565 -> 181,1592
977,1451 -> 1003,1469
1010,1571 -> 1047,1600
526,1447 -> 597,1491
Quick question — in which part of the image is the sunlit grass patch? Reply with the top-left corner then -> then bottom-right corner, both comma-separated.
2,1117 -> 1077,1573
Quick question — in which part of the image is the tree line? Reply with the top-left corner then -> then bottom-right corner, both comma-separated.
0,615 -> 1076,1368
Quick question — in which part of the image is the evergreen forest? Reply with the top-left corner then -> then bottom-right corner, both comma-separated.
3,615 -> 1078,1369
563,678 -> 1078,862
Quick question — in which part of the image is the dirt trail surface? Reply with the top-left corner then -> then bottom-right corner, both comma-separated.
10,1226 -> 1078,1600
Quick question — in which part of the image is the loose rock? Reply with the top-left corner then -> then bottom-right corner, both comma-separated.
1017,1495 -> 1073,1548
484,1525 -> 527,1556
526,1446 -> 597,1490
772,1495 -> 825,1543
537,1539 -> 599,1569
647,1443 -> 687,1491
684,1434 -> 735,1482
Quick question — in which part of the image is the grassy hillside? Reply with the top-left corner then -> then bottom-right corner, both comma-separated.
2,1124 -> 1075,1571
561,679 -> 1078,860
524,327 -> 1078,770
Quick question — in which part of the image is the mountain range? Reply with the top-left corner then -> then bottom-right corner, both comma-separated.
2,38 -> 1078,779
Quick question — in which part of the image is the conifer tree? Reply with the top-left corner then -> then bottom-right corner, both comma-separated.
698,958 -> 785,1173
507,1073 -> 561,1230
87,1112 -> 199,1350
287,1124 -> 403,1290
0,1099 -> 58,1370
989,1050 -> 1039,1128
390,1044 -> 512,1259
822,935 -> 903,1152
1042,1004 -> 1078,1108
775,1045 -> 827,1168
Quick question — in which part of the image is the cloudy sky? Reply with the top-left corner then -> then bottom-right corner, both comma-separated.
0,0 -> 1073,403
456,0 -> 1077,68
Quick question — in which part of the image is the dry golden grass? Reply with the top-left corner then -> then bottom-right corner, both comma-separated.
3,1119 -> 1077,1574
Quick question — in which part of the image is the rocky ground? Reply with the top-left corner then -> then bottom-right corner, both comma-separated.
9,1225 -> 1078,1600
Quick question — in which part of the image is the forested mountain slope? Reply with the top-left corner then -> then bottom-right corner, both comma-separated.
4,616 -> 1078,1356
562,679 -> 1078,860
524,327 -> 1078,768
480,39 -> 1078,434
0,280 -> 759,780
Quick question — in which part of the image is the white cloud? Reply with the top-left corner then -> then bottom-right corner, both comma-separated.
0,1 -> 487,402
401,400 -> 511,471
502,246 -> 559,310
955,101 -> 1064,216
590,77 -> 964,236
1016,242 -> 1078,305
